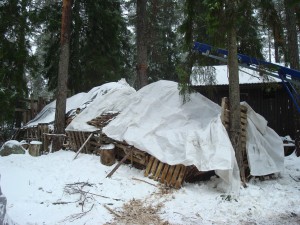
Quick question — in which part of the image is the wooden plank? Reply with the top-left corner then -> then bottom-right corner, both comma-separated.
221,97 -> 228,124
165,165 -> 175,186
154,162 -> 164,181
106,151 -> 131,178
150,158 -> 159,177
170,165 -> 181,186
89,140 -> 102,147
144,156 -> 155,177
175,165 -> 187,189
241,136 -> 247,143
77,132 -> 83,151
160,164 -> 170,183
240,105 -> 247,112
70,132 -> 77,150
73,132 -> 81,150
223,116 -> 230,125
241,117 -> 247,125
81,132 -> 88,153
73,133 -> 93,160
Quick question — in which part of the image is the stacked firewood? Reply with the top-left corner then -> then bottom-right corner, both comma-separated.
87,112 -> 119,129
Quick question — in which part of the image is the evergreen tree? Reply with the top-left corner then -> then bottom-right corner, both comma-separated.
147,0 -> 181,82
53,0 -> 72,151
39,0 -> 132,94
256,0 -> 286,63
0,0 -> 36,130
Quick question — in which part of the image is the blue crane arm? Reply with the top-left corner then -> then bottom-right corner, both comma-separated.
193,42 -> 300,80
193,42 -> 300,113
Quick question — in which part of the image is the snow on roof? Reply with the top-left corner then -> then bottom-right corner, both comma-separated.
191,65 -> 281,86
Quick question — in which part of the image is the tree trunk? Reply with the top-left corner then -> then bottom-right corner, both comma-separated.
284,0 -> 300,70
136,0 -> 148,89
284,0 -> 300,138
53,0 -> 72,151
226,0 -> 245,183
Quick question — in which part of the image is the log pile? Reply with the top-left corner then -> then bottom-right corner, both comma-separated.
85,112 -> 221,188
144,156 -> 186,189
66,131 -> 101,154
101,134 -> 150,168
87,112 -> 119,129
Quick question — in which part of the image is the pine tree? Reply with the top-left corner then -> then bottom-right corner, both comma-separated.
0,0 -> 36,129
147,0 -> 181,82
39,0 -> 132,94
256,0 -> 286,63
225,0 -> 245,183
53,0 -> 72,151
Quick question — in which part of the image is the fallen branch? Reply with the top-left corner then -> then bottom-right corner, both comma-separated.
52,201 -> 77,205
44,133 -> 67,137
65,181 -> 94,187
62,204 -> 95,222
289,174 -> 300,182
132,177 -> 157,187
103,204 -> 121,218
75,189 -> 122,201
64,183 -> 122,201
106,151 -> 131,178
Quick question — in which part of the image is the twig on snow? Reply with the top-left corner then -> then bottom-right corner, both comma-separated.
103,204 -> 121,218
52,201 -> 78,205
62,204 -> 95,222
132,177 -> 157,187
289,174 -> 300,182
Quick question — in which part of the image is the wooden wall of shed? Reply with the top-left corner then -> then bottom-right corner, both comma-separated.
193,83 -> 296,139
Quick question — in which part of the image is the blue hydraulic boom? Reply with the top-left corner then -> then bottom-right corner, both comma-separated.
193,42 -> 300,113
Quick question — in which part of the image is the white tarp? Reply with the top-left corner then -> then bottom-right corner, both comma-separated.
103,80 -> 241,194
242,102 -> 284,176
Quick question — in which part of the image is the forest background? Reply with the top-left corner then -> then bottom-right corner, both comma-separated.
0,0 -> 299,140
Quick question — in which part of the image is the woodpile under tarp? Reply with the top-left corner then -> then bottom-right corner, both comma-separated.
65,111 -> 238,189
221,97 -> 249,182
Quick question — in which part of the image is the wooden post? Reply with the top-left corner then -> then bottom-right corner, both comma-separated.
106,152 -> 131,178
38,123 -> 49,153
73,133 -> 93,160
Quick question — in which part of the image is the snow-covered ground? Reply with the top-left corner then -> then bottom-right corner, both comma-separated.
0,148 -> 300,225
1,79 -> 297,224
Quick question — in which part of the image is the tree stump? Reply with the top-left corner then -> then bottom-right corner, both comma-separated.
29,141 -> 42,157
100,144 -> 116,166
